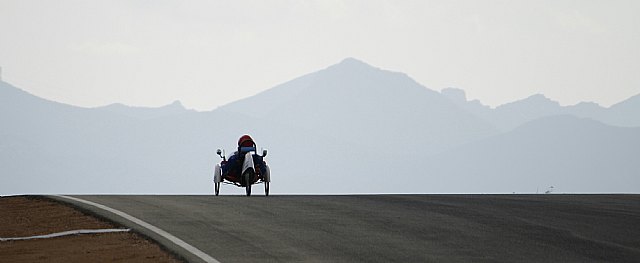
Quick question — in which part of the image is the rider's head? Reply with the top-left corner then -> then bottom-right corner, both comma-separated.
238,134 -> 255,148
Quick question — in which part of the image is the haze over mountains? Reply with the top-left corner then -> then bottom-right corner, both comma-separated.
1,58 -> 639,195
441,87 -> 640,130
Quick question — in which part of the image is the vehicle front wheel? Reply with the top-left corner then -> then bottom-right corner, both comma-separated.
264,182 -> 269,196
214,182 -> 220,196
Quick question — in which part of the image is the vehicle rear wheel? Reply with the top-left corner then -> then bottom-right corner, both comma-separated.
244,171 -> 252,196
264,182 -> 269,196
214,182 -> 220,196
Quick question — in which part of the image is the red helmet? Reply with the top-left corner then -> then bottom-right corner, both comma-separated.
238,134 -> 255,147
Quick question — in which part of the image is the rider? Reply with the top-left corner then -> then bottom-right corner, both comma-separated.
221,134 -> 267,180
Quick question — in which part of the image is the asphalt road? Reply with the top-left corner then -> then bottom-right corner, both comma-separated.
54,195 -> 640,263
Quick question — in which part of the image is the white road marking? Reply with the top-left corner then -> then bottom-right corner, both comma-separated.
57,195 -> 220,263
0,228 -> 130,241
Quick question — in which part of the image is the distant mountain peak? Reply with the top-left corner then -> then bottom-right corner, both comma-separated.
527,93 -> 551,100
329,57 -> 376,72
167,100 -> 185,109
572,101 -> 603,110
497,93 -> 560,109
339,57 -> 368,65
441,87 -> 467,102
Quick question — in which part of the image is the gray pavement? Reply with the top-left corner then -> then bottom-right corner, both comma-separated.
53,195 -> 640,262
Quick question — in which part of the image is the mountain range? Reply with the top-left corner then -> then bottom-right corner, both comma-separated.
441,87 -> 640,130
1,58 -> 639,195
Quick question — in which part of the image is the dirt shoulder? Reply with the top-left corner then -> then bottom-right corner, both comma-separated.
0,196 -> 182,263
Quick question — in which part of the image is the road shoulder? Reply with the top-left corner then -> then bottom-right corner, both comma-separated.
0,195 -> 182,263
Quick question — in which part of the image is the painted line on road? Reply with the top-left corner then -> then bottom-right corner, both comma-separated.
57,195 -> 220,263
0,228 -> 130,241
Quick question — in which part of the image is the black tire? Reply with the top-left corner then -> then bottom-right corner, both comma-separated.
265,182 -> 269,196
214,182 -> 220,196
244,171 -> 252,196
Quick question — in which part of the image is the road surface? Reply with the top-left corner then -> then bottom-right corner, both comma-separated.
53,195 -> 640,262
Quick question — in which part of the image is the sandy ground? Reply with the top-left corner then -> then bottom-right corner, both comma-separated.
0,196 -> 182,263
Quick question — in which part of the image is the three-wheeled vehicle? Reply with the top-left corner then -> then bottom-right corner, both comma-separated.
213,146 -> 270,196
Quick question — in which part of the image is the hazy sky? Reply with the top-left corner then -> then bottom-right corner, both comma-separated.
1,0 -> 639,110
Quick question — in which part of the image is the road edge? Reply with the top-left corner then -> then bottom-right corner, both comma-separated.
47,195 -> 220,263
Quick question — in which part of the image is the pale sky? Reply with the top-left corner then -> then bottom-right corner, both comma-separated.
1,0 -> 639,110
